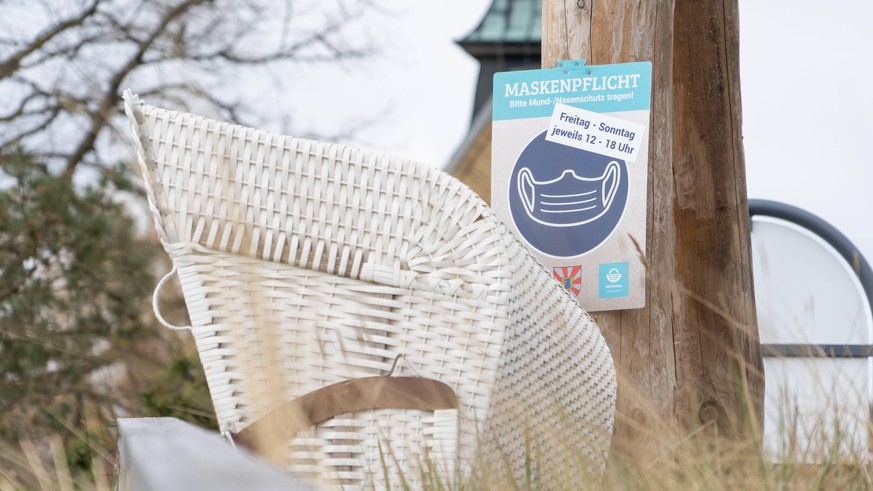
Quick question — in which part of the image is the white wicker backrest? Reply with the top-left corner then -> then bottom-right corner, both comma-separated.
123,91 -> 616,489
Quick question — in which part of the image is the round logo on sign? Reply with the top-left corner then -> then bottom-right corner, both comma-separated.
509,131 -> 629,257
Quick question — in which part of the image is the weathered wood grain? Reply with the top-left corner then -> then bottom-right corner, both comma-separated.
542,0 -> 763,449
671,0 -> 763,431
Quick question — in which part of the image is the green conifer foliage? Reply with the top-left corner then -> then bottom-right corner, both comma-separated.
0,150 -> 214,475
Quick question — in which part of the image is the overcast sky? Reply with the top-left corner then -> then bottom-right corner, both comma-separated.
280,1 -> 490,167
739,0 -> 873,265
315,0 -> 873,268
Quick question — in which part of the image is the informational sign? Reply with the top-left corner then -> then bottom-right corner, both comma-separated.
492,60 -> 652,311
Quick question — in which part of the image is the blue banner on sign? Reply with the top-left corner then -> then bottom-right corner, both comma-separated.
493,60 -> 652,120
491,59 -> 651,311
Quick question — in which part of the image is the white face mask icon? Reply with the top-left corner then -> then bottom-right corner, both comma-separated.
517,161 -> 621,227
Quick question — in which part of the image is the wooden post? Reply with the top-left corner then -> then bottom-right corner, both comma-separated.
671,0 -> 764,431
542,0 -> 763,449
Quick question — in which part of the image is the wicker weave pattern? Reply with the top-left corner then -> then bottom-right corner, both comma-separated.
123,91 -> 616,488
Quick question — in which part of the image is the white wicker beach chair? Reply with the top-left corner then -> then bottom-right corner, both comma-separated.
122,91 -> 616,489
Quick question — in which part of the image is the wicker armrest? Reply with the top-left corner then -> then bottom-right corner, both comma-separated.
235,376 -> 458,449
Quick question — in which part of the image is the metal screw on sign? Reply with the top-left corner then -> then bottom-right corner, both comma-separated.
576,0 -> 586,10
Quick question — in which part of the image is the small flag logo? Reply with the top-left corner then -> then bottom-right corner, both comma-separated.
553,265 -> 582,296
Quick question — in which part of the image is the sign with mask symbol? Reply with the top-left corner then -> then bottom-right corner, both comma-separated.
492,60 -> 652,311
517,162 -> 620,227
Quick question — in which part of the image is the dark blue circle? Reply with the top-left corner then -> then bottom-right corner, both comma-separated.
508,131 -> 629,257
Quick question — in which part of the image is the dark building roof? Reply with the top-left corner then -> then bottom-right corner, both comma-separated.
456,0 -> 542,123
458,0 -> 542,54
448,0 -> 543,181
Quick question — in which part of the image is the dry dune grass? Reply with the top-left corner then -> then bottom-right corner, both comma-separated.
3,352 -> 872,490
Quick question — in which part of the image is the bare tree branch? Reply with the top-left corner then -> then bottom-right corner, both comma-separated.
0,1 -> 100,81
1,0 -> 381,182
63,0 -> 210,179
